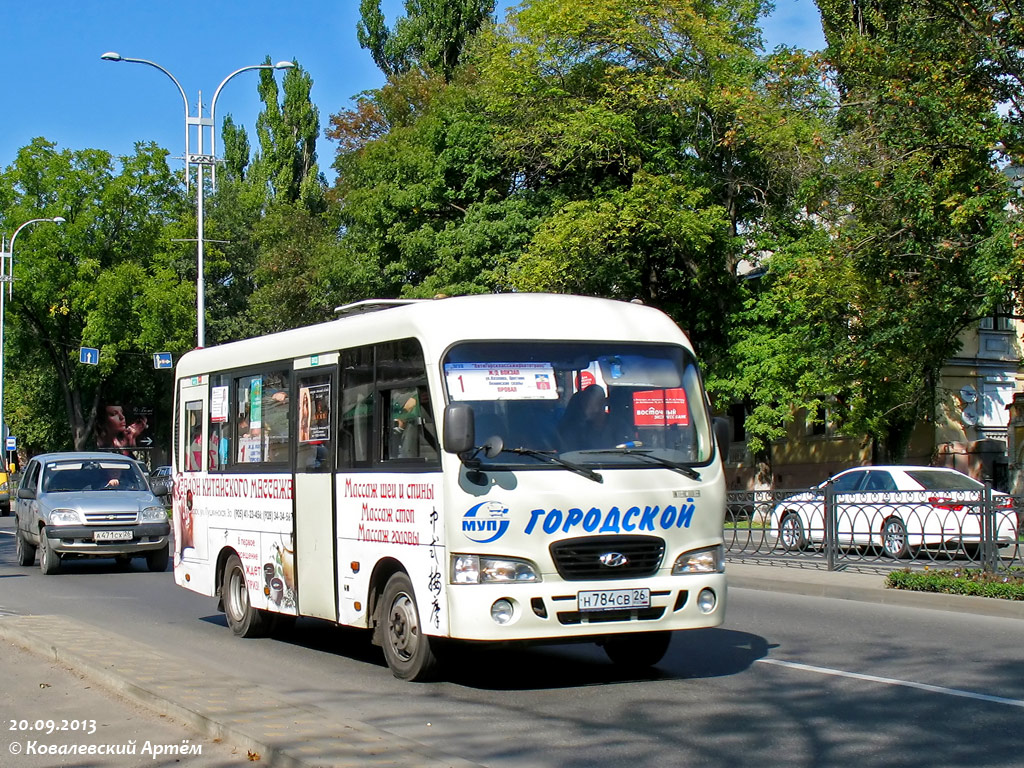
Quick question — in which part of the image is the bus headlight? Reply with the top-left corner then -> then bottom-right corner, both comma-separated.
672,545 -> 724,575
452,554 -> 541,584
49,509 -> 82,525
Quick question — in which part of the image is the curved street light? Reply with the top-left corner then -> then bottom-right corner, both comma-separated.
101,53 -> 296,348
0,216 -> 65,465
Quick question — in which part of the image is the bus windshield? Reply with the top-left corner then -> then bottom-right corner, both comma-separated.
443,341 -> 713,468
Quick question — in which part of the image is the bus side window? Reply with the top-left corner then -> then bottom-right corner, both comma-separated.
376,339 -> 437,465
385,385 -> 438,461
339,346 -> 374,468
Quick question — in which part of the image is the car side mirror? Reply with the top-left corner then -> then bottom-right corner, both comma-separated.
443,402 -> 475,455
150,478 -> 171,497
17,488 -> 36,500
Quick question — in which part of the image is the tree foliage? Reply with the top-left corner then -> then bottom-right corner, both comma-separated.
805,0 -> 1017,458
357,0 -> 496,81
0,139 -> 193,453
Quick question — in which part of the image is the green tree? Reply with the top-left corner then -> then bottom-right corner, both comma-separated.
357,0 -> 496,81
808,0 -> 1016,460
330,71 -> 537,299
474,0 -> 831,359
0,139 -> 193,453
206,59 -> 337,339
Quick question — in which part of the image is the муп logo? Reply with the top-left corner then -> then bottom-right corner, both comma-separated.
462,501 -> 510,544
599,552 -> 629,568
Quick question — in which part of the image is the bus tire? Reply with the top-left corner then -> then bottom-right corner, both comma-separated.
601,631 -> 672,669
222,553 -> 271,638
380,572 -> 439,681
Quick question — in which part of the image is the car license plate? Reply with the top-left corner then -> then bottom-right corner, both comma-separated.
94,530 -> 132,542
577,588 -> 650,612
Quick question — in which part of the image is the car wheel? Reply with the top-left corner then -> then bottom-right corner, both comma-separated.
601,631 -> 672,669
39,528 -> 60,575
146,545 -> 170,573
779,512 -> 807,552
380,572 -> 439,681
221,553 -> 270,638
882,517 -> 909,559
15,529 -> 36,566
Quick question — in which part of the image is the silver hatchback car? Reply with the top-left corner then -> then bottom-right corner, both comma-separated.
14,452 -> 171,574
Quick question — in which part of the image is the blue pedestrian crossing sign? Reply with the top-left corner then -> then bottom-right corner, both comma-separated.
79,347 -> 99,365
153,352 -> 173,370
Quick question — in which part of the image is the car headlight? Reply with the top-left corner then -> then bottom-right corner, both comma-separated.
141,506 -> 168,522
49,509 -> 82,525
672,545 -> 724,575
451,554 -> 541,584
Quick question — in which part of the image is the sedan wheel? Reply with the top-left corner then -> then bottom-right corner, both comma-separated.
779,512 -> 807,552
882,517 -> 909,559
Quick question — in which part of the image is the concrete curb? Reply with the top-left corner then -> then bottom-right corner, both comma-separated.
0,614 -> 482,768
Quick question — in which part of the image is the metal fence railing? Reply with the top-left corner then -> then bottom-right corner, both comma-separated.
725,488 -> 1024,571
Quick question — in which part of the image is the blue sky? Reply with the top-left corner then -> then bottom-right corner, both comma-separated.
1,0 -> 824,184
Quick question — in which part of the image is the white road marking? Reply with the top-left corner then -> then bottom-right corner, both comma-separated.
758,657 -> 1024,708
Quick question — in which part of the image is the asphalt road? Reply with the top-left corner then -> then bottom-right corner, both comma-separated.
1,516 -> 1022,768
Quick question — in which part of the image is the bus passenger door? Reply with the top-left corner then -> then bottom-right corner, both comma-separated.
292,359 -> 338,621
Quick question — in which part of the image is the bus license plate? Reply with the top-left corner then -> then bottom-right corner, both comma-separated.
577,588 -> 650,612
94,530 -> 132,542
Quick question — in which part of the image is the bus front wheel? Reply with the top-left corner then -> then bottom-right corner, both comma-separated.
222,553 -> 271,638
601,631 -> 672,669
380,572 -> 439,681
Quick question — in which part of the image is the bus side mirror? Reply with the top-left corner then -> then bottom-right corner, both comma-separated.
713,417 -> 731,457
444,402 -> 476,455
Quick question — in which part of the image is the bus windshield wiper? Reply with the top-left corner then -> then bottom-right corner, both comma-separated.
579,444 -> 701,480
470,436 -> 603,483
503,446 -> 604,484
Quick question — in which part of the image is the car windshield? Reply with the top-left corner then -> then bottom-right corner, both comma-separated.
905,469 -> 984,491
443,341 -> 713,468
42,460 -> 147,493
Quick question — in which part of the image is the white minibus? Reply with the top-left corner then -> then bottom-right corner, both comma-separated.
172,294 -> 727,680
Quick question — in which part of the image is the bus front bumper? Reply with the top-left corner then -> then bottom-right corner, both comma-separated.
444,572 -> 726,642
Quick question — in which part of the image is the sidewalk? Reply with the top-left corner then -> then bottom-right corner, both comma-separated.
1,562 -> 1021,767
0,632 -> 244,767
0,614 -> 483,768
726,558 -> 1024,620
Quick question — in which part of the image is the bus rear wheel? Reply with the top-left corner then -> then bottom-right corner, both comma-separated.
222,553 -> 271,638
380,572 -> 439,681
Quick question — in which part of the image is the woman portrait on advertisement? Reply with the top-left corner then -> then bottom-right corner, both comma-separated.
95,402 -> 150,451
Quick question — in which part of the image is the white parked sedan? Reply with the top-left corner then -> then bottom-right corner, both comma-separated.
770,466 -> 1020,558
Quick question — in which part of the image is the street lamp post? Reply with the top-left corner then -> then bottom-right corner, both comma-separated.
100,53 -> 295,348
0,217 -> 65,469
